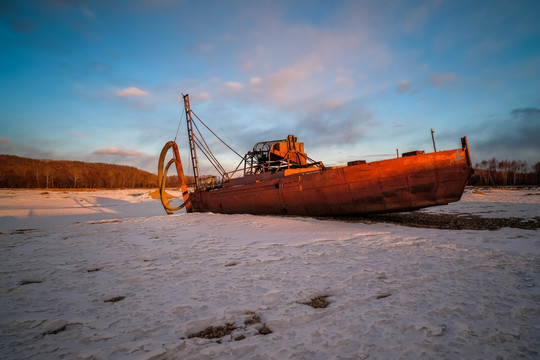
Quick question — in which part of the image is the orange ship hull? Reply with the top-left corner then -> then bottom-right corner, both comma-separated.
158,95 -> 473,217
189,147 -> 472,216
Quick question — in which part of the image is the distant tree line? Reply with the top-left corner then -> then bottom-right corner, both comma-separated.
161,173 -> 196,188
0,155 -> 161,189
469,158 -> 540,186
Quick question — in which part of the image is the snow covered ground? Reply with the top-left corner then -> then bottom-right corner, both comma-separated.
1,188 -> 539,359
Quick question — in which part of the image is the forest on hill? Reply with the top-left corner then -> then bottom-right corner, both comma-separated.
0,155 -> 178,189
0,154 -> 539,188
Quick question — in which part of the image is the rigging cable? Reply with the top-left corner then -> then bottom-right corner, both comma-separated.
173,108 -> 185,142
190,110 -> 244,159
191,120 -> 227,176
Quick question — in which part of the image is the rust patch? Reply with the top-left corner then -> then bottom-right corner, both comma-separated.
411,184 -> 434,194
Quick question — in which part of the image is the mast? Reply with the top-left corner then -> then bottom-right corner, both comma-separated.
183,94 -> 201,189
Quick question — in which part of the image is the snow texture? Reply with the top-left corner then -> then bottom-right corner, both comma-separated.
1,188 -> 539,359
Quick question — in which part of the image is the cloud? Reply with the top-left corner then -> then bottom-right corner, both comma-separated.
511,107 -> 540,119
232,4 -> 389,82
296,101 -> 374,145
93,148 -> 144,156
223,56 -> 326,108
72,132 -> 87,137
80,7 -> 95,19
182,3 -> 392,151
402,1 -> 443,33
471,107 -> 540,164
225,82 -> 243,91
194,42 -> 214,52
116,87 -> 150,97
11,19 -> 38,34
192,92 -> 211,102
201,53 -> 369,150
396,80 -> 411,94
222,33 -> 235,42
0,138 -> 55,160
334,76 -> 355,88
88,61 -> 109,73
260,60 -> 323,105
428,73 -> 456,87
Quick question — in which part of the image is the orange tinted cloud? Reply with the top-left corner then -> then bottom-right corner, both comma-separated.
93,148 -> 143,156
225,82 -> 243,90
397,80 -> 411,93
193,92 -> 211,102
116,87 -> 150,97
428,73 -> 456,87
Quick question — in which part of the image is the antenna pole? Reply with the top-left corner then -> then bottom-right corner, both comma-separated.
183,94 -> 201,189
431,128 -> 437,152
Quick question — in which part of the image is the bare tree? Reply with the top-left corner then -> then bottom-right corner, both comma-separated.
43,166 -> 54,189
68,165 -> 83,188
498,160 -> 509,186
534,162 -> 540,185
35,167 -> 41,188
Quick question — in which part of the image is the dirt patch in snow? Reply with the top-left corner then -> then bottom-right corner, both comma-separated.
188,323 -> 238,339
302,295 -> 330,308
334,212 -> 540,230
20,280 -> 43,286
104,296 -> 125,303
243,312 -> 260,325
43,325 -> 67,336
186,311 -> 272,341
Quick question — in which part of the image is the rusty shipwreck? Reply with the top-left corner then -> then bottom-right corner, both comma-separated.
158,94 -> 472,216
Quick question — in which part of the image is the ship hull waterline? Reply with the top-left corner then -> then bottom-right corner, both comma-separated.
189,147 -> 472,217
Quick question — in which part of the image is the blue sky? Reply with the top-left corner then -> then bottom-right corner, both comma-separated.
1,0 -> 539,175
